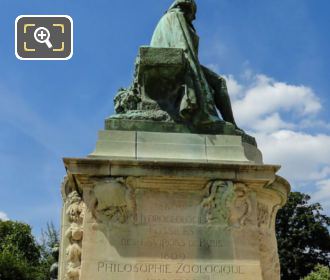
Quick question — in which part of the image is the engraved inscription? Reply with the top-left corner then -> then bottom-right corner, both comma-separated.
97,262 -> 245,275
120,237 -> 224,250
138,214 -> 199,224
82,179 -> 263,279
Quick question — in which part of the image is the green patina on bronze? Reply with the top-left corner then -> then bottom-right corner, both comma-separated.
105,119 -> 257,147
107,0 -> 256,145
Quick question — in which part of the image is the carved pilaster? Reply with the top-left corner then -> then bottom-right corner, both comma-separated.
257,185 -> 284,280
64,191 -> 85,280
257,201 -> 281,280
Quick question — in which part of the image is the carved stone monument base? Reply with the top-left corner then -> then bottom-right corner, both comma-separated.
58,132 -> 290,280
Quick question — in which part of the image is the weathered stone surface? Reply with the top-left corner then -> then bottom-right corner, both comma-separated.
93,130 -> 136,158
105,119 -> 257,145
58,1 -> 290,279
137,131 -> 207,161
90,130 -> 263,164
139,46 -> 185,67
59,157 -> 290,280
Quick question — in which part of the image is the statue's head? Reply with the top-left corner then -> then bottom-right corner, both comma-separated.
168,0 -> 197,21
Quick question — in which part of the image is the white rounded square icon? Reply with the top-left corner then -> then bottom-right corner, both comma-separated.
15,15 -> 73,60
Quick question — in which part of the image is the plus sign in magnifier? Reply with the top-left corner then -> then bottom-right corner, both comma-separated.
16,15 -> 73,60
34,27 -> 53,48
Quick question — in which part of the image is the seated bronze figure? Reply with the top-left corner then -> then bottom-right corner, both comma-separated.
112,0 -> 240,131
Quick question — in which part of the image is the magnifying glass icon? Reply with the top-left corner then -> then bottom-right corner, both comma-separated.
34,27 -> 53,49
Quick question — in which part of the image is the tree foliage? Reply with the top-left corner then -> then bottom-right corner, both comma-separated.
0,251 -> 35,280
0,220 -> 59,280
303,265 -> 330,280
38,222 -> 60,279
0,220 -> 41,280
276,192 -> 330,280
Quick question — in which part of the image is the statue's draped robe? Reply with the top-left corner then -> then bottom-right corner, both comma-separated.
150,8 -> 220,124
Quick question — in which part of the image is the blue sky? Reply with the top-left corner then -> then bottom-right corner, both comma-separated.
0,0 -> 329,236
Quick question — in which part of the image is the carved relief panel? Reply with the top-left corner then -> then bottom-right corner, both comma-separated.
201,180 -> 254,228
87,177 -> 137,225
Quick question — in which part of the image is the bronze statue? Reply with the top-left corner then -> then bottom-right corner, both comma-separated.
151,0 -> 238,128
112,0 -> 240,131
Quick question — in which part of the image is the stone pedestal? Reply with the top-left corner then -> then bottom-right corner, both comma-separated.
58,131 -> 290,280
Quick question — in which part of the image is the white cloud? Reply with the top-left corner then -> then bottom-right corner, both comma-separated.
0,211 -> 9,221
312,179 -> 330,209
300,119 -> 330,131
310,166 -> 330,181
223,74 -> 244,98
253,113 -> 294,133
256,130 -> 330,182
224,72 -> 330,215
228,74 -> 321,130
